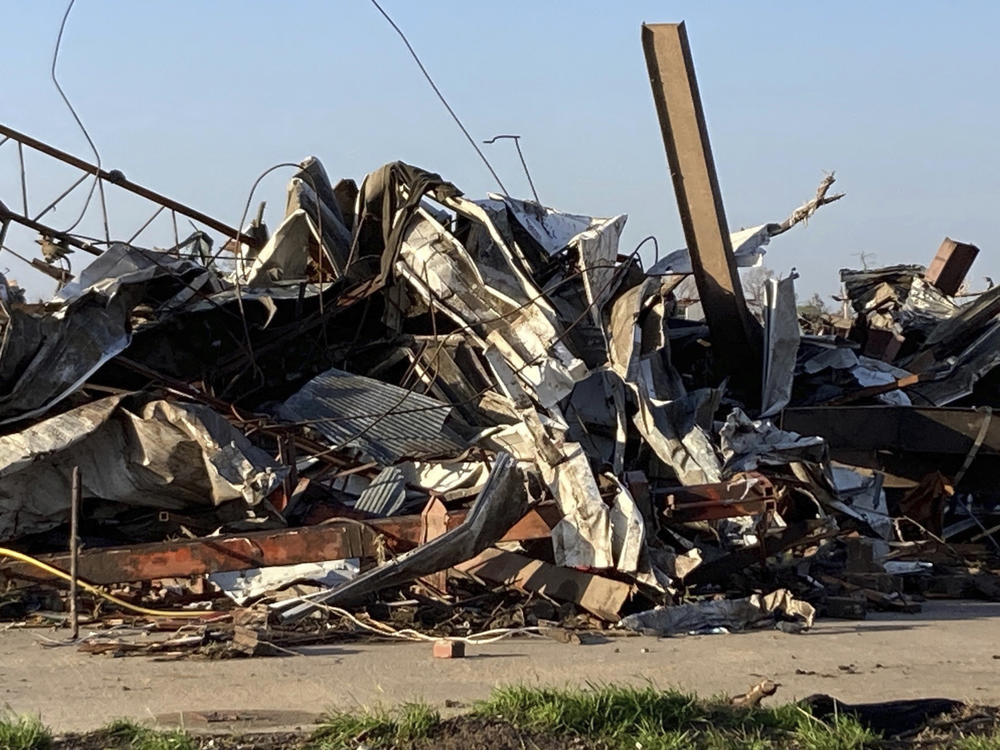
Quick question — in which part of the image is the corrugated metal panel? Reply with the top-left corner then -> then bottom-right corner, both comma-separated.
354,466 -> 408,517
278,367 -> 464,464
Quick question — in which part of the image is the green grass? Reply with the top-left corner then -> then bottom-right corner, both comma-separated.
951,737 -> 1000,750
311,702 -> 440,749
3,688 -> 999,749
473,683 -> 879,750
0,713 -> 52,750
101,718 -> 197,750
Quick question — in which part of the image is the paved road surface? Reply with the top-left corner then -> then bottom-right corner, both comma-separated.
2,600 -> 998,733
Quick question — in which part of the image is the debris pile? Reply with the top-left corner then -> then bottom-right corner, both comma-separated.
0,22 -> 997,655
0,148 -> 996,657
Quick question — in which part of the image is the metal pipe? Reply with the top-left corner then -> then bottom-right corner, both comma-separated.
0,122 -> 260,248
32,172 -> 90,222
0,203 -> 100,255
17,142 -> 27,216
69,466 -> 81,640
126,205 -> 165,245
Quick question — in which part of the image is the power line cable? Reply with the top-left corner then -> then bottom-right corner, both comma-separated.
369,0 -> 509,195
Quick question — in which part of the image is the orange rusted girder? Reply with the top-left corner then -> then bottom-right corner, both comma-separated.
0,505 -> 559,586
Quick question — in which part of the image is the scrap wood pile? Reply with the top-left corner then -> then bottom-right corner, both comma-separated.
0,151 -> 998,659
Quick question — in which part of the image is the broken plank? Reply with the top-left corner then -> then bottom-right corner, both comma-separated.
455,547 -> 631,622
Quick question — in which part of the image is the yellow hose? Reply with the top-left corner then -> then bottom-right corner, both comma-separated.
0,547 -> 212,619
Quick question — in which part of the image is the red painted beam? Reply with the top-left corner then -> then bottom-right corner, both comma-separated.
0,505 -> 559,586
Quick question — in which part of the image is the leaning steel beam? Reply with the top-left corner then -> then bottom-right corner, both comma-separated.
0,122 -> 260,249
0,505 -> 559,586
641,23 -> 761,390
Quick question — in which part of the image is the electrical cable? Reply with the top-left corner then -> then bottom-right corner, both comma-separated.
51,0 -> 104,234
310,601 -> 544,645
0,547 -> 212,619
368,0 -> 509,195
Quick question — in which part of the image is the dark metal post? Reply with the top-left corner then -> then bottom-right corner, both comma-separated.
69,466 -> 81,640
641,23 -> 761,394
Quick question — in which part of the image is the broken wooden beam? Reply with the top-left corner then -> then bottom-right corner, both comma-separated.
641,22 -> 761,393
455,547 -> 631,622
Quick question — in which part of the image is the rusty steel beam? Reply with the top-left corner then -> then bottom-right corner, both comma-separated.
0,122 -> 259,249
0,505 -> 560,586
659,472 -> 776,522
641,23 -> 761,393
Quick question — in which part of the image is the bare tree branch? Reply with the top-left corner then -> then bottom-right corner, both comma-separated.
769,172 -> 845,237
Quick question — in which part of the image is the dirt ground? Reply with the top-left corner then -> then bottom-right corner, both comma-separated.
2,600 -> 999,734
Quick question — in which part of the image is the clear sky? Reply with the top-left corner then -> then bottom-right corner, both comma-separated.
1,1 -> 998,303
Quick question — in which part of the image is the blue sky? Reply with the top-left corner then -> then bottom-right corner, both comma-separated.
1,1 -> 998,302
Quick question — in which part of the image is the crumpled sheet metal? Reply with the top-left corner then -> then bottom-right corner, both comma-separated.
54,243 -> 217,303
0,293 -> 132,426
720,408 -> 827,475
396,206 -> 587,407
277,366 -> 465,464
491,195 -> 628,329
0,395 -> 285,541
240,208 -> 320,286
210,558 -> 360,606
760,274 -> 800,418
619,588 -> 815,636
910,322 -> 1000,406
633,387 -> 723,486
277,452 -> 527,621
543,444 -> 614,569
606,474 -> 647,576
830,465 -> 893,540
646,224 -> 771,276
0,244 -> 222,426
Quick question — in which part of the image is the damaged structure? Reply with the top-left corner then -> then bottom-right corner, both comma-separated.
0,22 -> 997,656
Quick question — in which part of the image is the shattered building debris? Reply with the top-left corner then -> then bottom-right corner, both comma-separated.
0,23 -> 997,658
